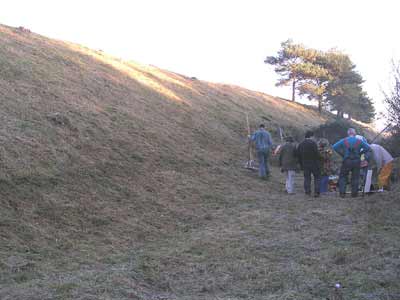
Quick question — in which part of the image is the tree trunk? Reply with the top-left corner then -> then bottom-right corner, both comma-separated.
291,79 -> 296,102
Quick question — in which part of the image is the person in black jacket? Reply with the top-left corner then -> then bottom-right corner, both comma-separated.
297,131 -> 321,197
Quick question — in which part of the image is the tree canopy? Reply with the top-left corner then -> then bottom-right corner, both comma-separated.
384,60 -> 400,130
264,40 -> 309,102
381,60 -> 400,156
265,40 -> 375,123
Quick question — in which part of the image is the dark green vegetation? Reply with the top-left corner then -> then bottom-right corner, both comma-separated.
382,60 -> 400,157
312,119 -> 368,144
0,24 -> 399,299
265,40 -> 375,122
383,60 -> 400,130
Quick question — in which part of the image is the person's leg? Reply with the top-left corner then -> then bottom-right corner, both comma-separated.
339,160 -> 350,196
320,176 -> 329,193
360,167 -> 366,182
350,160 -> 361,197
264,151 -> 270,177
290,170 -> 296,193
304,167 -> 311,195
285,171 -> 289,192
378,162 -> 393,189
257,150 -> 266,178
313,165 -> 321,196
288,170 -> 295,194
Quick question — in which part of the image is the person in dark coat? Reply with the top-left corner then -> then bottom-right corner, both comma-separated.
279,136 -> 298,194
297,131 -> 321,197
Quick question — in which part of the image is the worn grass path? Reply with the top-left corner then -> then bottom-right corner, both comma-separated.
2,167 -> 399,300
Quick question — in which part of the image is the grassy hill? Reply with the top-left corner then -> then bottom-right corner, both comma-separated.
1,24 -> 399,300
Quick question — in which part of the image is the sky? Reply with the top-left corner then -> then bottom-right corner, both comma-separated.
1,0 -> 399,128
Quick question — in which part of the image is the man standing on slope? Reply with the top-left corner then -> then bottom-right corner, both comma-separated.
369,143 -> 394,191
333,128 -> 370,198
297,131 -> 321,197
279,136 -> 298,194
250,124 -> 273,179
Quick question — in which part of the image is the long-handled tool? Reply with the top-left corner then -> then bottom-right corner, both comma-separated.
272,126 -> 285,156
370,123 -> 392,144
244,113 -> 257,170
279,126 -> 285,143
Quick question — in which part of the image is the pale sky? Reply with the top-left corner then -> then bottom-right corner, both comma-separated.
2,0 -> 399,127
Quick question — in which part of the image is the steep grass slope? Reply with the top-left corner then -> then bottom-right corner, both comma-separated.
0,23 -> 329,255
1,24 -> 399,300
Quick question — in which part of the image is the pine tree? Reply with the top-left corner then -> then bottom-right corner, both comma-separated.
265,41 -> 375,122
324,51 -> 375,122
296,51 -> 332,113
265,40 -> 308,102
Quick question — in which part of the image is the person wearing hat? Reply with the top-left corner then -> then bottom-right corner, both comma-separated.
279,136 -> 298,194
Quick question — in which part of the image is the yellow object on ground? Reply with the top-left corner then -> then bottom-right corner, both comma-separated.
378,161 -> 393,189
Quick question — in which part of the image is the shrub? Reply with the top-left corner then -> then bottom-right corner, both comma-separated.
312,119 -> 366,144
381,130 -> 400,157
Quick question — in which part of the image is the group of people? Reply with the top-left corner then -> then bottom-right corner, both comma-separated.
249,124 -> 394,198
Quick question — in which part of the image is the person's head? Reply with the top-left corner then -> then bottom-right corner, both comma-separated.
285,136 -> 294,143
259,124 -> 265,129
305,131 -> 314,139
347,128 -> 356,137
318,138 -> 329,148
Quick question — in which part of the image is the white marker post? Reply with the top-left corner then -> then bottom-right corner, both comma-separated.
364,170 -> 373,193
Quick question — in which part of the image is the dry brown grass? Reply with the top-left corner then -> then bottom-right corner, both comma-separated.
0,24 -> 399,300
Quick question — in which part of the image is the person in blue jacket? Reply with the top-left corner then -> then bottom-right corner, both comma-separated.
250,124 -> 273,179
333,128 -> 370,198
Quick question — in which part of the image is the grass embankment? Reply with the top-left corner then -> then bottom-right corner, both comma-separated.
0,24 -> 399,299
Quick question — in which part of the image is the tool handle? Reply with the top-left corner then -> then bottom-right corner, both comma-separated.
246,113 -> 251,136
246,113 -> 253,161
371,123 -> 392,144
